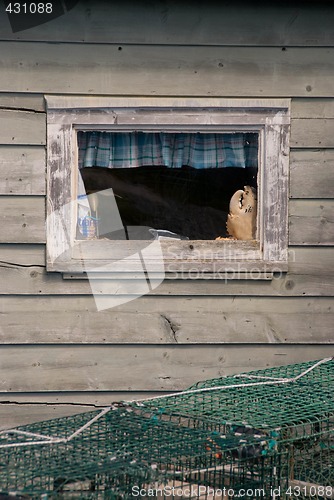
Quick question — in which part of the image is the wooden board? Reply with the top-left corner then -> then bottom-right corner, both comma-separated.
289,200 -> 334,245
0,404 -> 93,431
0,345 -> 331,392
288,246 -> 334,275
0,244 -> 45,266
0,93 -> 45,112
0,196 -> 45,243
0,109 -> 45,145
0,246 -> 333,296
0,392 -> 166,406
0,146 -> 46,195
0,1 -> 333,46
1,264 -> 334,297
1,196 -> 332,247
0,296 -> 333,344
291,98 -> 334,119
0,43 -> 333,97
1,241 -> 333,273
291,119 -> 334,148
290,150 -> 334,199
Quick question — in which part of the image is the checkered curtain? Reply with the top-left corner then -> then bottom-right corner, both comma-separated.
78,131 -> 258,169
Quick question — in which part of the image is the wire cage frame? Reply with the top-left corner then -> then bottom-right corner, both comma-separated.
0,358 -> 333,499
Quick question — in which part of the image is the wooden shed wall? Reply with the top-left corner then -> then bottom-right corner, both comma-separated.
0,0 -> 333,429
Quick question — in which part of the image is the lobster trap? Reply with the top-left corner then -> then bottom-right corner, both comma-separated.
0,358 -> 333,499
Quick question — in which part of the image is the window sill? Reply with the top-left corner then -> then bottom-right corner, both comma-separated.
62,270 -> 282,281
48,238 -> 288,278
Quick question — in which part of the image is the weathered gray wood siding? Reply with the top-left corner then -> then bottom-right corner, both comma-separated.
0,1 -> 333,429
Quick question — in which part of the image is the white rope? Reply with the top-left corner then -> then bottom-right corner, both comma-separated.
0,429 -> 55,441
0,407 -> 111,449
65,406 -> 111,442
0,357 -> 332,450
0,438 -> 66,449
234,374 -> 287,381
233,357 -> 334,383
129,356 -> 333,404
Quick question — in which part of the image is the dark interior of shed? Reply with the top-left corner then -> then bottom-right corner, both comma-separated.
80,165 -> 258,240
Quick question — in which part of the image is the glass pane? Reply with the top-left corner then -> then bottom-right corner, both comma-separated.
77,132 -> 258,241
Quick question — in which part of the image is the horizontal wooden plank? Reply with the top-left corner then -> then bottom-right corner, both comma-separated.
0,244 -> 45,266
291,118 -> 334,148
288,246 -> 334,275
1,43 -> 334,97
0,109 -> 45,145
0,146 -> 45,195
0,404 -> 93,431
1,264 -> 333,297
1,195 -> 332,252
0,345 -> 331,392
0,149 -> 331,207
0,395 -> 161,429
290,150 -> 334,199
291,99 -> 334,119
0,296 -> 332,344
0,1 -> 334,47
289,200 -> 334,245
0,246 -> 333,296
0,196 -> 45,243
0,392 -> 166,406
3,242 -> 334,273
0,93 -> 45,112
47,96 -> 291,111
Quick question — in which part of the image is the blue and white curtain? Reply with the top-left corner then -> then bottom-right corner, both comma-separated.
78,131 -> 258,169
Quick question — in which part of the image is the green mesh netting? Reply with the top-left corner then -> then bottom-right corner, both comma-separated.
0,358 -> 333,499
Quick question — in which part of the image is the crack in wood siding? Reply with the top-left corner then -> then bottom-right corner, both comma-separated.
161,315 -> 179,344
0,400 -> 102,408
0,106 -> 45,114
0,260 -> 45,269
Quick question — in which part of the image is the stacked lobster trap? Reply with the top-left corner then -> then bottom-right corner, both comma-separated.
0,358 -> 333,499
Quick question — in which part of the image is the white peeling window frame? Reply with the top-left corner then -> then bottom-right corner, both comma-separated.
46,97 -> 290,277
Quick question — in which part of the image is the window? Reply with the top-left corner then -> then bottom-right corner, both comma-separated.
46,97 -> 290,277
77,130 -> 258,240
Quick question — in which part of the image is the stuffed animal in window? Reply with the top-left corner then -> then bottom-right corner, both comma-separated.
221,185 -> 257,240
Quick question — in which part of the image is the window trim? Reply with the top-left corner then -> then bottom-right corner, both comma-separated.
46,97 -> 290,276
